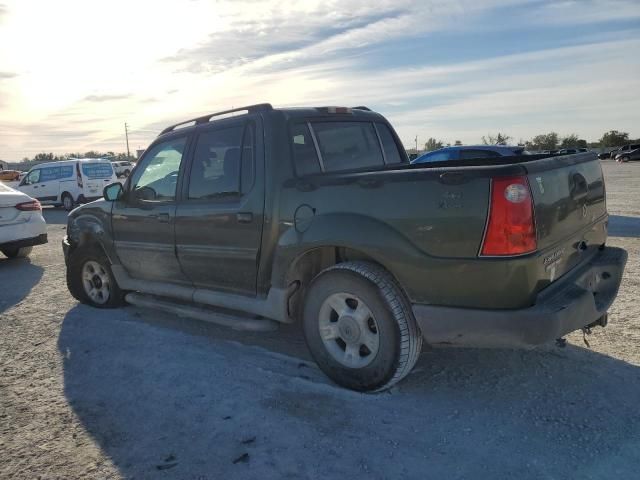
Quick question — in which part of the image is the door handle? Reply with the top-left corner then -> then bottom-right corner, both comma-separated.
236,212 -> 253,223
149,213 -> 170,223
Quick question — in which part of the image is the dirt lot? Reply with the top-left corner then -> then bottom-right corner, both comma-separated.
1,161 -> 639,479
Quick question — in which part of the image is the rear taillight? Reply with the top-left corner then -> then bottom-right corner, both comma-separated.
480,176 -> 537,256
16,200 -> 42,211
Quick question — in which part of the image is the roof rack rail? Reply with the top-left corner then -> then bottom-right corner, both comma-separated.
159,103 -> 273,135
352,106 -> 372,111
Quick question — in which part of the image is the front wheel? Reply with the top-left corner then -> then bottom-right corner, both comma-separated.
620,156 -> 630,163
66,247 -> 125,308
2,246 -> 33,258
303,262 -> 422,392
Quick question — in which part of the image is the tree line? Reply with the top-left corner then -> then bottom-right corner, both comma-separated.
423,130 -> 637,152
22,151 -> 135,163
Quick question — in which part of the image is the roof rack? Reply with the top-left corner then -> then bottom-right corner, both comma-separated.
159,103 -> 273,135
352,106 -> 372,111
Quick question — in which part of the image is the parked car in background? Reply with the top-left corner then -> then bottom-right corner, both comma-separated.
558,148 -> 588,155
609,144 -> 640,160
615,148 -> 640,162
0,183 -> 47,258
17,159 -> 118,211
412,145 -> 528,163
112,161 -> 134,177
63,103 -> 626,392
0,170 -> 23,182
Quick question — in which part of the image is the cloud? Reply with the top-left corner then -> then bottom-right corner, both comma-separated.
83,94 -> 131,102
0,71 -> 16,79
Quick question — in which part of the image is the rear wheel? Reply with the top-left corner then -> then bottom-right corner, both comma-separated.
67,247 -> 125,308
2,246 -> 33,258
62,192 -> 74,211
124,169 -> 131,177
303,261 -> 422,392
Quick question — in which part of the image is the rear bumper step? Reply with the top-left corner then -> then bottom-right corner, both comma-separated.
412,246 -> 627,348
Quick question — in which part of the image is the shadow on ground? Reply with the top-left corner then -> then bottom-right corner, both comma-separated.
58,305 -> 640,479
42,207 -> 70,226
609,215 -> 640,238
0,258 -> 43,313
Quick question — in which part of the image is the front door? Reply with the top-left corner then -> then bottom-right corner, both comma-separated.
175,118 -> 265,295
112,134 -> 191,284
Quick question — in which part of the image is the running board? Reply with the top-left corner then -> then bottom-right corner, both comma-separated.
125,293 -> 279,332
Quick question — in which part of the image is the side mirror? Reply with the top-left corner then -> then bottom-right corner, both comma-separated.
103,182 -> 123,201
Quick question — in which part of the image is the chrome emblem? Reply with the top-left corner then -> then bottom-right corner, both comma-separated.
582,204 -> 588,218
535,177 -> 545,194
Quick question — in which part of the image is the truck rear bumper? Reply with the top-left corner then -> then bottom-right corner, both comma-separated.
412,246 -> 627,348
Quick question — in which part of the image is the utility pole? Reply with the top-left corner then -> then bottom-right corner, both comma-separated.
124,122 -> 131,158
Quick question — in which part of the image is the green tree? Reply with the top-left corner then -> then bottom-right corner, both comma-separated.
528,132 -> 559,151
561,134 -> 579,148
599,130 -> 629,147
424,138 -> 443,151
454,140 -> 462,146
482,132 -> 511,145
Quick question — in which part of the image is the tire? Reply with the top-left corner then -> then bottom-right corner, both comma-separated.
62,192 -> 74,211
2,246 -> 33,258
303,261 -> 422,392
124,169 -> 131,177
621,156 -> 630,163
66,247 -> 125,308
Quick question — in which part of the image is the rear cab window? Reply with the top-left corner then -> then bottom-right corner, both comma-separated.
290,120 -> 405,175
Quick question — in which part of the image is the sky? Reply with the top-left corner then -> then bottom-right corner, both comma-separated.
0,0 -> 639,159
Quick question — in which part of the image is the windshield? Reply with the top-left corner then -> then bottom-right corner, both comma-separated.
81,162 -> 114,179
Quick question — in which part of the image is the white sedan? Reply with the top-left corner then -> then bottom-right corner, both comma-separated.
0,183 -> 48,258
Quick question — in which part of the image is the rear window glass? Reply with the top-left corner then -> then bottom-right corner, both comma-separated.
81,162 -> 114,179
312,122 -> 384,172
291,123 -> 321,176
459,149 -> 502,160
376,123 -> 404,164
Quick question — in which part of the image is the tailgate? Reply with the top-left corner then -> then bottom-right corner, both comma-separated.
526,153 -> 607,280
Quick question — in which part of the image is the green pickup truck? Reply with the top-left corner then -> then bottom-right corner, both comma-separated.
63,104 -> 627,392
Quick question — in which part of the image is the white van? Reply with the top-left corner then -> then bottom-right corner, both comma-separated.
17,159 -> 118,211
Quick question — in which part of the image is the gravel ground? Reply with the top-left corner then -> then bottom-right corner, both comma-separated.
1,161 -> 639,479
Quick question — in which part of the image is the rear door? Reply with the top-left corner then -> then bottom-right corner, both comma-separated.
175,117 -> 265,295
112,134 -> 191,283
80,162 -> 117,199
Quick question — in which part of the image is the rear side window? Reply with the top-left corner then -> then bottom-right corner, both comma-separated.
375,123 -> 404,164
81,163 -> 114,178
188,125 -> 244,199
291,123 -> 321,176
313,122 -> 384,172
459,149 -> 502,160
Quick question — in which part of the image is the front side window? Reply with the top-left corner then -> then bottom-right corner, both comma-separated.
25,169 -> 41,184
131,137 -> 187,201
60,166 -> 74,178
312,121 -> 384,172
188,126 -> 243,200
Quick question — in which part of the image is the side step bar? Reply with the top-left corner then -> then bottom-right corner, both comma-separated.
125,293 -> 279,332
